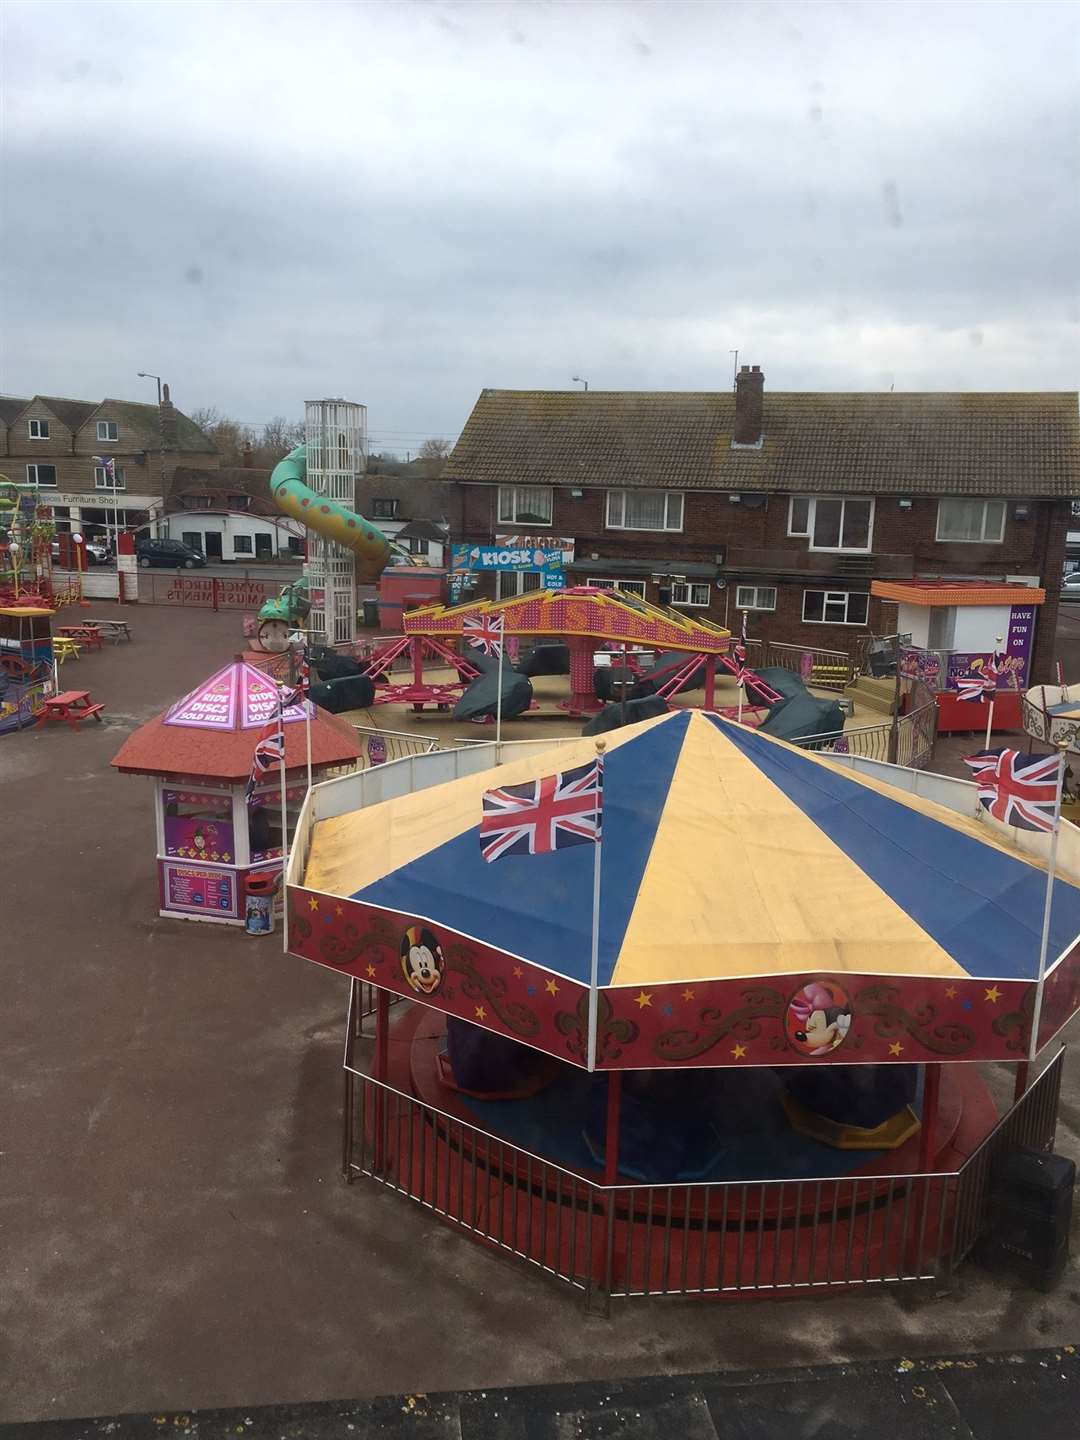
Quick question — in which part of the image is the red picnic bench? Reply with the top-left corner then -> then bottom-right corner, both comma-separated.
57,624 -> 105,652
35,690 -> 106,729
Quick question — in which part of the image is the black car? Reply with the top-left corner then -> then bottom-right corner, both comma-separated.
137,538 -> 206,569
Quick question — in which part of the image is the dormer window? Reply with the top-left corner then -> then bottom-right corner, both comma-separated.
372,498 -> 399,519
28,419 -> 49,439
96,420 -> 118,442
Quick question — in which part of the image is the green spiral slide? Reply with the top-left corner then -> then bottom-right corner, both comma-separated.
270,443 -> 407,583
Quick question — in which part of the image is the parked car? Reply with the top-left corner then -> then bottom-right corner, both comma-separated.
136,538 -> 206,569
1062,574 -> 1080,598
85,538 -> 112,564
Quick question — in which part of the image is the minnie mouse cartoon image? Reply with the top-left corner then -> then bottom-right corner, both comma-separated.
786,981 -> 853,1057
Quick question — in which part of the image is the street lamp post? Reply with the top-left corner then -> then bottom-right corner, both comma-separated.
572,376 -> 589,391
137,371 -> 162,404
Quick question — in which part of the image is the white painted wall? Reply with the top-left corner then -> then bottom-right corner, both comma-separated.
898,603 -> 930,647
953,603 -> 1011,651
158,510 -> 304,560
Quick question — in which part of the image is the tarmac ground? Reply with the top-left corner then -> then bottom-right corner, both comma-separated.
4,601 -> 1080,1426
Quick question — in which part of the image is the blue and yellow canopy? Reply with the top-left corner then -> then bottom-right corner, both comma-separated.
303,710 -> 1080,988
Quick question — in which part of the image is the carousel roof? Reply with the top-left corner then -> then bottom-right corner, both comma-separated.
301,708 -> 1080,989
112,660 -> 360,780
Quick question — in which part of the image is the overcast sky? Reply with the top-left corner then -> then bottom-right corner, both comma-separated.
1,0 -> 1076,453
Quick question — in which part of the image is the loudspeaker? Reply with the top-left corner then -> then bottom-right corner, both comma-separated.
982,1147 -> 1075,1291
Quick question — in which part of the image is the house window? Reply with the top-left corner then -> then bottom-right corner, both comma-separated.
288,537 -> 304,557
372,498 -> 399,519
94,466 -> 126,490
407,536 -> 428,555
606,490 -> 683,532
96,420 -> 119,442
26,464 -> 57,487
671,581 -> 711,607
788,496 -> 873,551
228,494 -> 251,510
233,534 -> 253,554
496,570 -> 543,600
802,590 -> 870,626
788,497 -> 811,537
497,485 -> 553,526
28,419 -> 49,439
181,531 -> 202,551
587,577 -> 648,599
735,584 -> 777,611
936,498 -> 1006,543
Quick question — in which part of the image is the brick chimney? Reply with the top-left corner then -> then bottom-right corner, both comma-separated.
733,364 -> 764,446
159,381 -> 178,450
241,445 -> 254,468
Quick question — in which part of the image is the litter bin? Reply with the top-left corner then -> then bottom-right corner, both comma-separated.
361,598 -> 380,628
244,869 -> 279,935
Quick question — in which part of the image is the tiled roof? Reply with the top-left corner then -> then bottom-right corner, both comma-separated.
0,393 -> 214,450
444,389 -> 1080,498
168,466 -> 276,514
356,473 -> 449,523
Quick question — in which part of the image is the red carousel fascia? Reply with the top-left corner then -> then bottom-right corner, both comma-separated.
288,886 -> 1078,1069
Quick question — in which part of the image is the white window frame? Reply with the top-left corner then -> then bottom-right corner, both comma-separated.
232,534 -> 254,554
27,419 -> 49,440
587,576 -> 647,599
496,570 -> 544,600
496,485 -> 553,526
96,420 -> 119,442
935,498 -> 1006,544
605,489 -> 684,532
26,463 -> 57,488
802,589 -> 870,626
735,584 -> 777,612
788,495 -> 874,553
670,581 -> 711,608
94,466 -> 126,490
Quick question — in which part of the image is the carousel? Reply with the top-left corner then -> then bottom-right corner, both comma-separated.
285,711 -> 1080,1301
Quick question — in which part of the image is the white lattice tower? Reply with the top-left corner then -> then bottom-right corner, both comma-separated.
303,399 -> 367,646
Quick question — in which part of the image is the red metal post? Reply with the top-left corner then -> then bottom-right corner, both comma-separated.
703,654 -> 716,710
375,986 -> 390,1080
1013,1061 -> 1030,1103
918,1062 -> 942,1171
603,1070 -> 623,1186
212,577 -> 220,612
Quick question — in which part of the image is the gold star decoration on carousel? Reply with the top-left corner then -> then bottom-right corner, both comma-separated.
634,991 -> 653,1009
335,905 -> 344,917
475,1005 -> 487,1021
682,988 -> 695,1002
545,979 -> 559,996
307,896 -> 319,911
513,966 -> 523,979
944,986 -> 958,1000
366,963 -> 376,977
730,1043 -> 747,1059
888,1042 -> 904,1056
984,985 -> 1002,1003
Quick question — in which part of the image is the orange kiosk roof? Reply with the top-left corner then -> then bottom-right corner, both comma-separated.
871,579 -> 1046,607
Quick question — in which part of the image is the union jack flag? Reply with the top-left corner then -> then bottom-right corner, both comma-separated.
246,700 -> 286,802
962,747 -> 1062,832
293,642 -> 310,697
480,758 -> 603,862
729,610 -> 749,685
463,611 -> 504,657
92,455 -> 116,481
956,652 -> 1003,703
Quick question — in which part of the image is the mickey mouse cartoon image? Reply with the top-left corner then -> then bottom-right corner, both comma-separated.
400,925 -> 445,995
787,981 -> 853,1057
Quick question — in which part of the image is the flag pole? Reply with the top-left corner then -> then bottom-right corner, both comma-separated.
300,638 -> 313,793
985,636 -> 1002,751
278,685 -> 291,955
736,610 -> 745,724
1029,740 -> 1069,1060
495,623 -> 505,749
586,738 -> 607,1074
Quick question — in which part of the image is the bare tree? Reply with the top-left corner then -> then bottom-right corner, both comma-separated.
418,437 -> 451,462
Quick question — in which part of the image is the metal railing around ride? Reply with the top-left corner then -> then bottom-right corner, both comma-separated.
793,699 -> 939,769
342,989 -> 1064,1307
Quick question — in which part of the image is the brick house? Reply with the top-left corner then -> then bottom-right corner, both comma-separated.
442,367 -> 1080,682
0,384 -> 218,545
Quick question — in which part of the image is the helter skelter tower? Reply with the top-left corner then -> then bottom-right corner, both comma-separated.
303,398 -> 367,647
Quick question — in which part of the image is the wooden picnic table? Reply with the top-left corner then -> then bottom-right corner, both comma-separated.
81,618 -> 133,643
53,637 -> 82,663
57,624 -> 105,651
36,689 -> 106,729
